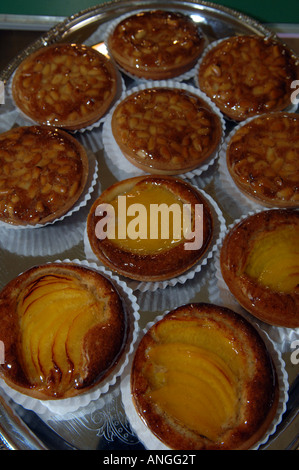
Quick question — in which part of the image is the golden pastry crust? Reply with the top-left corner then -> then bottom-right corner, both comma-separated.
87,175 -> 213,281
0,262 -> 127,400
12,43 -> 119,130
0,125 -> 89,226
131,303 -> 279,450
111,87 -> 222,175
198,35 -> 299,121
108,10 -> 205,79
220,209 -> 299,328
226,113 -> 299,208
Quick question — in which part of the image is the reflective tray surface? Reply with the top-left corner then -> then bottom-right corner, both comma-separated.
0,0 -> 298,451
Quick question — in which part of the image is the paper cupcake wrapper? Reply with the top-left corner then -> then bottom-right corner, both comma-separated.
103,10 -> 208,84
0,258 -> 140,416
216,112 -> 299,217
193,36 -> 298,122
0,147 -> 98,233
120,310 -> 289,450
209,210 -> 299,349
102,80 -> 226,181
83,187 -> 227,292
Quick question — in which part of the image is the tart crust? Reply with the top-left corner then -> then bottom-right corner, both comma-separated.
12,43 -> 119,130
220,209 -> 299,328
107,10 -> 205,79
87,175 -> 213,281
131,303 -> 279,450
0,125 -> 89,226
226,113 -> 299,208
198,35 -> 299,121
111,87 -> 222,175
0,262 -> 127,400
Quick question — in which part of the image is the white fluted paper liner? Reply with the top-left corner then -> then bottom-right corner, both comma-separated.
102,80 -> 226,181
209,211 -> 299,351
0,148 -> 98,233
120,311 -> 288,450
103,10 -> 208,84
0,258 -> 140,416
83,188 -> 227,292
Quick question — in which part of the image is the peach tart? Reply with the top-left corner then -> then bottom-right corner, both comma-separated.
0,262 -> 127,399
226,113 -> 299,208
131,303 -> 279,450
198,35 -> 298,121
107,10 -> 205,79
111,87 -> 222,175
12,43 -> 119,130
87,175 -> 213,281
0,125 -> 89,226
220,209 -> 299,328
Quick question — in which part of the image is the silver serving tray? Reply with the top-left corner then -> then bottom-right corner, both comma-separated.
0,0 -> 298,450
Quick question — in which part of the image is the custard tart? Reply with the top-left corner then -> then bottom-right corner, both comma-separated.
197,35 -> 298,121
0,262 -> 127,399
226,113 -> 299,208
220,209 -> 299,328
107,10 -> 205,79
12,43 -> 119,130
131,303 -> 279,450
87,175 -> 213,281
111,87 -> 223,175
0,125 -> 89,226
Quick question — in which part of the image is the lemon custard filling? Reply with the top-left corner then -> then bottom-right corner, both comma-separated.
244,225 -> 299,294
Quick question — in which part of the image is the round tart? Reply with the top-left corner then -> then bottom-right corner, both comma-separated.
87,175 -> 213,281
197,35 -> 298,121
220,209 -> 299,328
131,303 -> 279,450
111,87 -> 223,175
12,43 -> 119,130
226,113 -> 299,208
0,262 -> 127,400
0,125 -> 89,226
107,10 -> 205,80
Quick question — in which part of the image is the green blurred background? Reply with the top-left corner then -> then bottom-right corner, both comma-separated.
0,0 -> 298,23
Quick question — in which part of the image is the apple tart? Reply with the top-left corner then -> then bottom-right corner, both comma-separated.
0,262 -> 127,400
131,303 -> 279,450
12,43 -> 119,130
111,87 -> 223,175
225,113 -> 299,208
107,10 -> 205,80
220,209 -> 299,328
0,125 -> 89,226
87,175 -> 213,281
197,35 -> 298,121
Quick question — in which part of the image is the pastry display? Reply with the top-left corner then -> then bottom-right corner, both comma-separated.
220,209 -> 299,328
111,86 -> 223,175
0,262 -> 127,399
107,10 -> 205,79
87,175 -> 213,281
131,303 -> 279,450
197,35 -> 298,121
0,125 -> 89,226
12,43 -> 119,130
226,113 -> 299,208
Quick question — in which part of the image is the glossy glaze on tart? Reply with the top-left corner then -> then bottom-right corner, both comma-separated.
226,113 -> 299,208
131,303 -> 279,450
220,209 -> 299,328
111,87 -> 223,175
107,10 -> 205,79
0,125 -> 89,226
12,43 -> 119,130
0,262 -> 127,400
198,35 -> 298,121
87,175 -> 213,281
